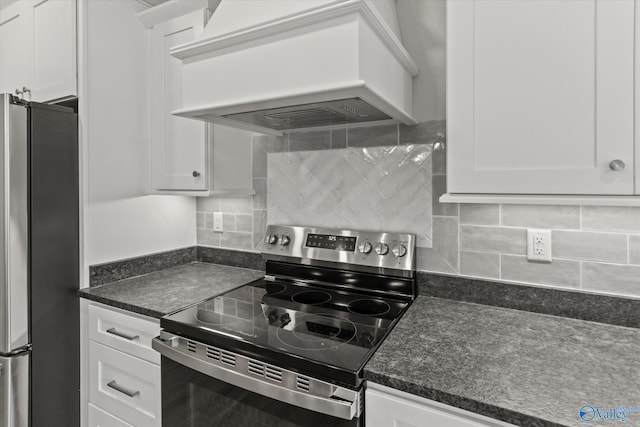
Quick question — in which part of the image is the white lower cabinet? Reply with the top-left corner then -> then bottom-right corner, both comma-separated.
88,303 -> 161,427
88,403 -> 134,427
366,383 -> 515,427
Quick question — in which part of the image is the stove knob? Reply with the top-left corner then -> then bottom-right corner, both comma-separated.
265,234 -> 278,245
392,243 -> 407,258
375,242 -> 389,255
280,234 -> 290,245
358,240 -> 372,254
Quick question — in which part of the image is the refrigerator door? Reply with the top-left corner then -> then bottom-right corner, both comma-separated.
0,350 -> 29,427
0,94 -> 29,353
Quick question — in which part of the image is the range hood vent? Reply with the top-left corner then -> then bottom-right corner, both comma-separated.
171,0 -> 418,135
222,98 -> 391,131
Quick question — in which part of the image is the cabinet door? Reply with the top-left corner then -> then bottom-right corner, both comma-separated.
27,0 -> 77,102
0,1 -> 32,96
366,383 -> 514,427
447,0 -> 634,195
150,10 -> 210,191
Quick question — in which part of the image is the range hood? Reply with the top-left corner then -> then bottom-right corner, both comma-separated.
170,0 -> 419,135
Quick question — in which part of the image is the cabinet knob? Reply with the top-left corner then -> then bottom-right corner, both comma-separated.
192,170 -> 201,177
609,160 -> 625,171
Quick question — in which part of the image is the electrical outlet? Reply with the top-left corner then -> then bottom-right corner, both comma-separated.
527,229 -> 552,262
213,212 -> 223,232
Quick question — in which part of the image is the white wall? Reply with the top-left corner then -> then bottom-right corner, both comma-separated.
80,0 -> 195,283
396,0 -> 446,122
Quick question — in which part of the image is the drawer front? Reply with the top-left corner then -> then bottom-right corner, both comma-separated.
88,403 -> 133,427
89,341 -> 161,427
89,303 -> 160,364
366,383 -> 515,427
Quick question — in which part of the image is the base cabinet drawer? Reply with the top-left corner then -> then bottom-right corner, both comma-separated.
89,303 -> 160,364
89,341 -> 161,427
88,403 -> 134,427
366,383 -> 515,427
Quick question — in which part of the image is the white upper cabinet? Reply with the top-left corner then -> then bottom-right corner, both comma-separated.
29,0 -> 77,102
0,1 -> 31,96
447,0 -> 635,195
0,0 -> 76,102
149,10 -> 210,192
145,6 -> 255,195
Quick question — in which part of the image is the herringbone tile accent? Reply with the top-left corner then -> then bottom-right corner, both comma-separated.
267,145 -> 432,247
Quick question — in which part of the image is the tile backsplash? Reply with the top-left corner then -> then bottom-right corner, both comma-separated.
267,145 -> 432,246
196,120 -> 640,299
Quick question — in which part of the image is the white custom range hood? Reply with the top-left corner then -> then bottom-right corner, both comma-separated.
171,0 -> 419,135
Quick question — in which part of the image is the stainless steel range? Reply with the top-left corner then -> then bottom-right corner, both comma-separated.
153,225 -> 416,426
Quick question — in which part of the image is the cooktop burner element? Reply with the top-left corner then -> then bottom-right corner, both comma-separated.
276,314 -> 357,350
158,225 -> 416,388
292,290 -> 332,305
254,282 -> 286,294
347,299 -> 391,316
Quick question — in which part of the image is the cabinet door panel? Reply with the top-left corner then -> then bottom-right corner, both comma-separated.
448,0 -> 634,195
0,1 -> 31,95
150,11 -> 209,191
29,0 -> 76,101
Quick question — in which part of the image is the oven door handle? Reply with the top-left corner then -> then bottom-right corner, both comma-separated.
152,335 -> 360,420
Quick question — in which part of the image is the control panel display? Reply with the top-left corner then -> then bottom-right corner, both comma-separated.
306,234 -> 356,251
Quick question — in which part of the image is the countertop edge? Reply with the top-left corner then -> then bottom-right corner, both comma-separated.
77,290 -> 165,319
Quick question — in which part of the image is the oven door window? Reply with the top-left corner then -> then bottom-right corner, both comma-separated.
162,357 -> 362,427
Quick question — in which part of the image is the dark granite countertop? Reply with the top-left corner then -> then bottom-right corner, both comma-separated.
78,262 -> 264,318
364,296 -> 640,427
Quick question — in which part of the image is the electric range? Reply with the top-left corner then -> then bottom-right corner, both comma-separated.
153,225 -> 416,426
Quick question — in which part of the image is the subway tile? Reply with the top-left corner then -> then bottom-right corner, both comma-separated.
223,213 -> 236,231
256,134 -> 288,153
197,229 -> 221,247
347,124 -> 398,148
460,225 -> 526,255
553,230 -> 627,263
432,175 -> 458,217
196,212 -> 205,229
253,178 -> 267,210
582,206 -> 640,232
221,232 -> 253,251
432,141 -> 446,175
331,128 -> 347,149
236,214 -> 252,233
501,205 -> 580,229
460,251 -> 500,279
416,247 -> 457,274
399,120 -> 445,145
582,262 -> 640,297
252,140 -> 267,178
501,255 -> 580,288
253,210 -> 267,250
205,213 -> 214,230
220,197 -> 253,214
196,197 -> 219,212
460,204 -> 499,225
289,130 -> 331,152
430,216 -> 459,272
629,235 -> 640,265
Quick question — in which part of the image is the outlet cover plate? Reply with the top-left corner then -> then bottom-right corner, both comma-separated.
527,229 -> 552,262
213,212 -> 223,231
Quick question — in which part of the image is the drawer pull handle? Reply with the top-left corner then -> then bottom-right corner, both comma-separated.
106,328 -> 139,341
107,380 -> 140,398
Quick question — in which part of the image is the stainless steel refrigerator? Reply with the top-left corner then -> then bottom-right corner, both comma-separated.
0,94 -> 79,427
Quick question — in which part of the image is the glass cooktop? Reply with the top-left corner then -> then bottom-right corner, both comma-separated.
161,278 -> 410,383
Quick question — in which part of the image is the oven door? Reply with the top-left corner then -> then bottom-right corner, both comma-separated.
154,335 -> 362,427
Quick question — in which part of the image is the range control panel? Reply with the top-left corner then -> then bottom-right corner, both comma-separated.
261,225 -> 415,273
